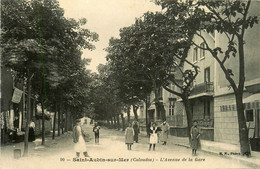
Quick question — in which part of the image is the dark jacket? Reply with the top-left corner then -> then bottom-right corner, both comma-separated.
93,126 -> 100,134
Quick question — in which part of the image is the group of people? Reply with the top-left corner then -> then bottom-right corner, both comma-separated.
72,118 -> 201,157
125,120 -> 171,151
72,119 -> 100,158
125,120 -> 201,156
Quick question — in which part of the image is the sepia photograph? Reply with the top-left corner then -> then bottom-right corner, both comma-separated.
0,0 -> 260,169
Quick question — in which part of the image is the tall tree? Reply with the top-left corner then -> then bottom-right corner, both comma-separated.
160,0 -> 259,156
107,11 -> 199,140
1,0 -> 98,153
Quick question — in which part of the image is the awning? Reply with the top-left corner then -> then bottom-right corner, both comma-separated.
243,93 -> 260,110
148,104 -> 155,110
176,92 -> 213,102
245,78 -> 260,93
189,93 -> 214,99
220,93 -> 260,112
244,93 -> 260,103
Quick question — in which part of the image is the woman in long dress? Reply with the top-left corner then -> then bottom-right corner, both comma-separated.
160,121 -> 169,145
73,119 -> 89,157
190,120 -> 201,156
28,120 -> 35,142
125,123 -> 134,150
149,122 -> 160,151
132,120 -> 139,143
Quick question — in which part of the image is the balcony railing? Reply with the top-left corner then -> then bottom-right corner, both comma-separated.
191,82 -> 214,96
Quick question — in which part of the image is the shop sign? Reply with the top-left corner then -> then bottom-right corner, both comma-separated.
12,88 -> 23,103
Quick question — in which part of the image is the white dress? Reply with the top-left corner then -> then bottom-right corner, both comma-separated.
149,127 -> 158,144
74,126 -> 86,153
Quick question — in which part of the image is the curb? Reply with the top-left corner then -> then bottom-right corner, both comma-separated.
107,128 -> 260,168
174,143 -> 260,169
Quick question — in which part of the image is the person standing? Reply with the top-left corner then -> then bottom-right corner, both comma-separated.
125,123 -> 134,150
149,122 -> 160,151
132,120 -> 139,143
93,122 -> 100,144
28,119 -> 35,142
160,121 -> 170,145
190,120 -> 201,156
73,119 -> 89,158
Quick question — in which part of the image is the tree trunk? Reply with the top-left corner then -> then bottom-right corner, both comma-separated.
132,105 -> 138,120
23,73 -> 31,157
110,116 -> 114,127
57,104 -> 60,136
155,101 -> 167,121
120,113 -> 125,131
52,103 -> 57,139
41,97 -> 45,145
153,86 -> 162,121
145,97 -> 149,136
235,92 -> 251,156
116,114 -> 120,130
60,109 -> 64,134
65,109 -> 68,132
182,95 -> 193,144
113,116 -> 116,128
3,111 -> 7,144
67,110 -> 73,131
159,103 -> 166,121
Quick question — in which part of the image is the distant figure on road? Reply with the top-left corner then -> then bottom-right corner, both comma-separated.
132,120 -> 139,143
149,122 -> 160,151
73,119 -> 89,158
93,122 -> 100,144
28,119 -> 35,142
190,120 -> 201,156
160,121 -> 169,145
125,123 -> 134,150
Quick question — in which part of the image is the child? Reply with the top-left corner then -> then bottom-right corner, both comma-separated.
125,123 -> 134,150
93,122 -> 100,144
149,122 -> 160,151
190,120 -> 201,156
73,119 -> 89,157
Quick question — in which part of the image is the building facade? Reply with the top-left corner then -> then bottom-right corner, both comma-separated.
213,1 -> 260,144
178,1 -> 260,144
140,1 -> 260,145
1,66 -> 52,144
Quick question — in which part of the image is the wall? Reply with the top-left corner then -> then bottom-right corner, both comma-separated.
213,1 -> 260,144
215,1 -> 260,90
1,67 -> 13,112
185,32 -> 215,85
214,92 -> 251,144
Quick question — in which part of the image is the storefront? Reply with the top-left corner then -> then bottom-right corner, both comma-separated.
243,93 -> 260,151
1,87 -> 25,144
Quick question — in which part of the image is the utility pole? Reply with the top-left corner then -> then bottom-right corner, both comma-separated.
145,95 -> 149,136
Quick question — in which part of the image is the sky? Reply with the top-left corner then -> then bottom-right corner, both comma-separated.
58,0 -> 161,72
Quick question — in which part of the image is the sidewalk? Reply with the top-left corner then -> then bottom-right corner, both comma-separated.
140,130 -> 260,168
0,131 -> 75,160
